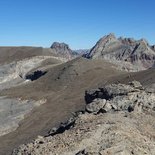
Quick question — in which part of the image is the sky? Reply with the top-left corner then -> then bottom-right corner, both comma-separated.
0,0 -> 155,49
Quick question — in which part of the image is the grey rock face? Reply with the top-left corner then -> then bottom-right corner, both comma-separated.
85,89 -> 103,104
85,81 -> 155,113
101,83 -> 135,99
85,99 -> 106,113
87,33 -> 155,71
51,42 -> 71,52
50,42 -> 77,59
85,83 -> 136,102
88,33 -> 119,59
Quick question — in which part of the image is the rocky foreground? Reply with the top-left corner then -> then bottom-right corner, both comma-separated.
13,81 -> 155,155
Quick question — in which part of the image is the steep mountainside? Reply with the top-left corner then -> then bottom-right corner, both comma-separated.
87,33 -> 155,71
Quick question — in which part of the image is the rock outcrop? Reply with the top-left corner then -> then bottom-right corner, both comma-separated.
13,81 -> 155,155
85,81 -> 153,114
50,42 -> 78,60
87,33 -> 155,71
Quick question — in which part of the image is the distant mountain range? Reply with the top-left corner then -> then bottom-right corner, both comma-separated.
50,42 -> 89,59
49,33 -> 155,71
86,33 -> 155,71
73,49 -> 90,55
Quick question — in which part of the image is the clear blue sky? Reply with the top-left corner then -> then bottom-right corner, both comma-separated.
0,0 -> 155,49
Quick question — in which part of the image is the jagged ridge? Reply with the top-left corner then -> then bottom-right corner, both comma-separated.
87,33 -> 155,71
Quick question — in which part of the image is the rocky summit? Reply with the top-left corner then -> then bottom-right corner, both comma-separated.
13,81 -> 155,155
50,42 -> 77,60
87,33 -> 155,71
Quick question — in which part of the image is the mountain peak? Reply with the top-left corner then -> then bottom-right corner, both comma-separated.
88,33 -> 119,58
99,33 -> 116,43
51,42 -> 71,51
50,42 -> 78,60
139,38 -> 149,46
107,32 -> 116,38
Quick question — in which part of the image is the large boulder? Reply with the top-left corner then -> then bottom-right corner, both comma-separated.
85,99 -> 106,113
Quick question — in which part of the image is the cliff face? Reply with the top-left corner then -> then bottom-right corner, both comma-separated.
87,33 -> 155,71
